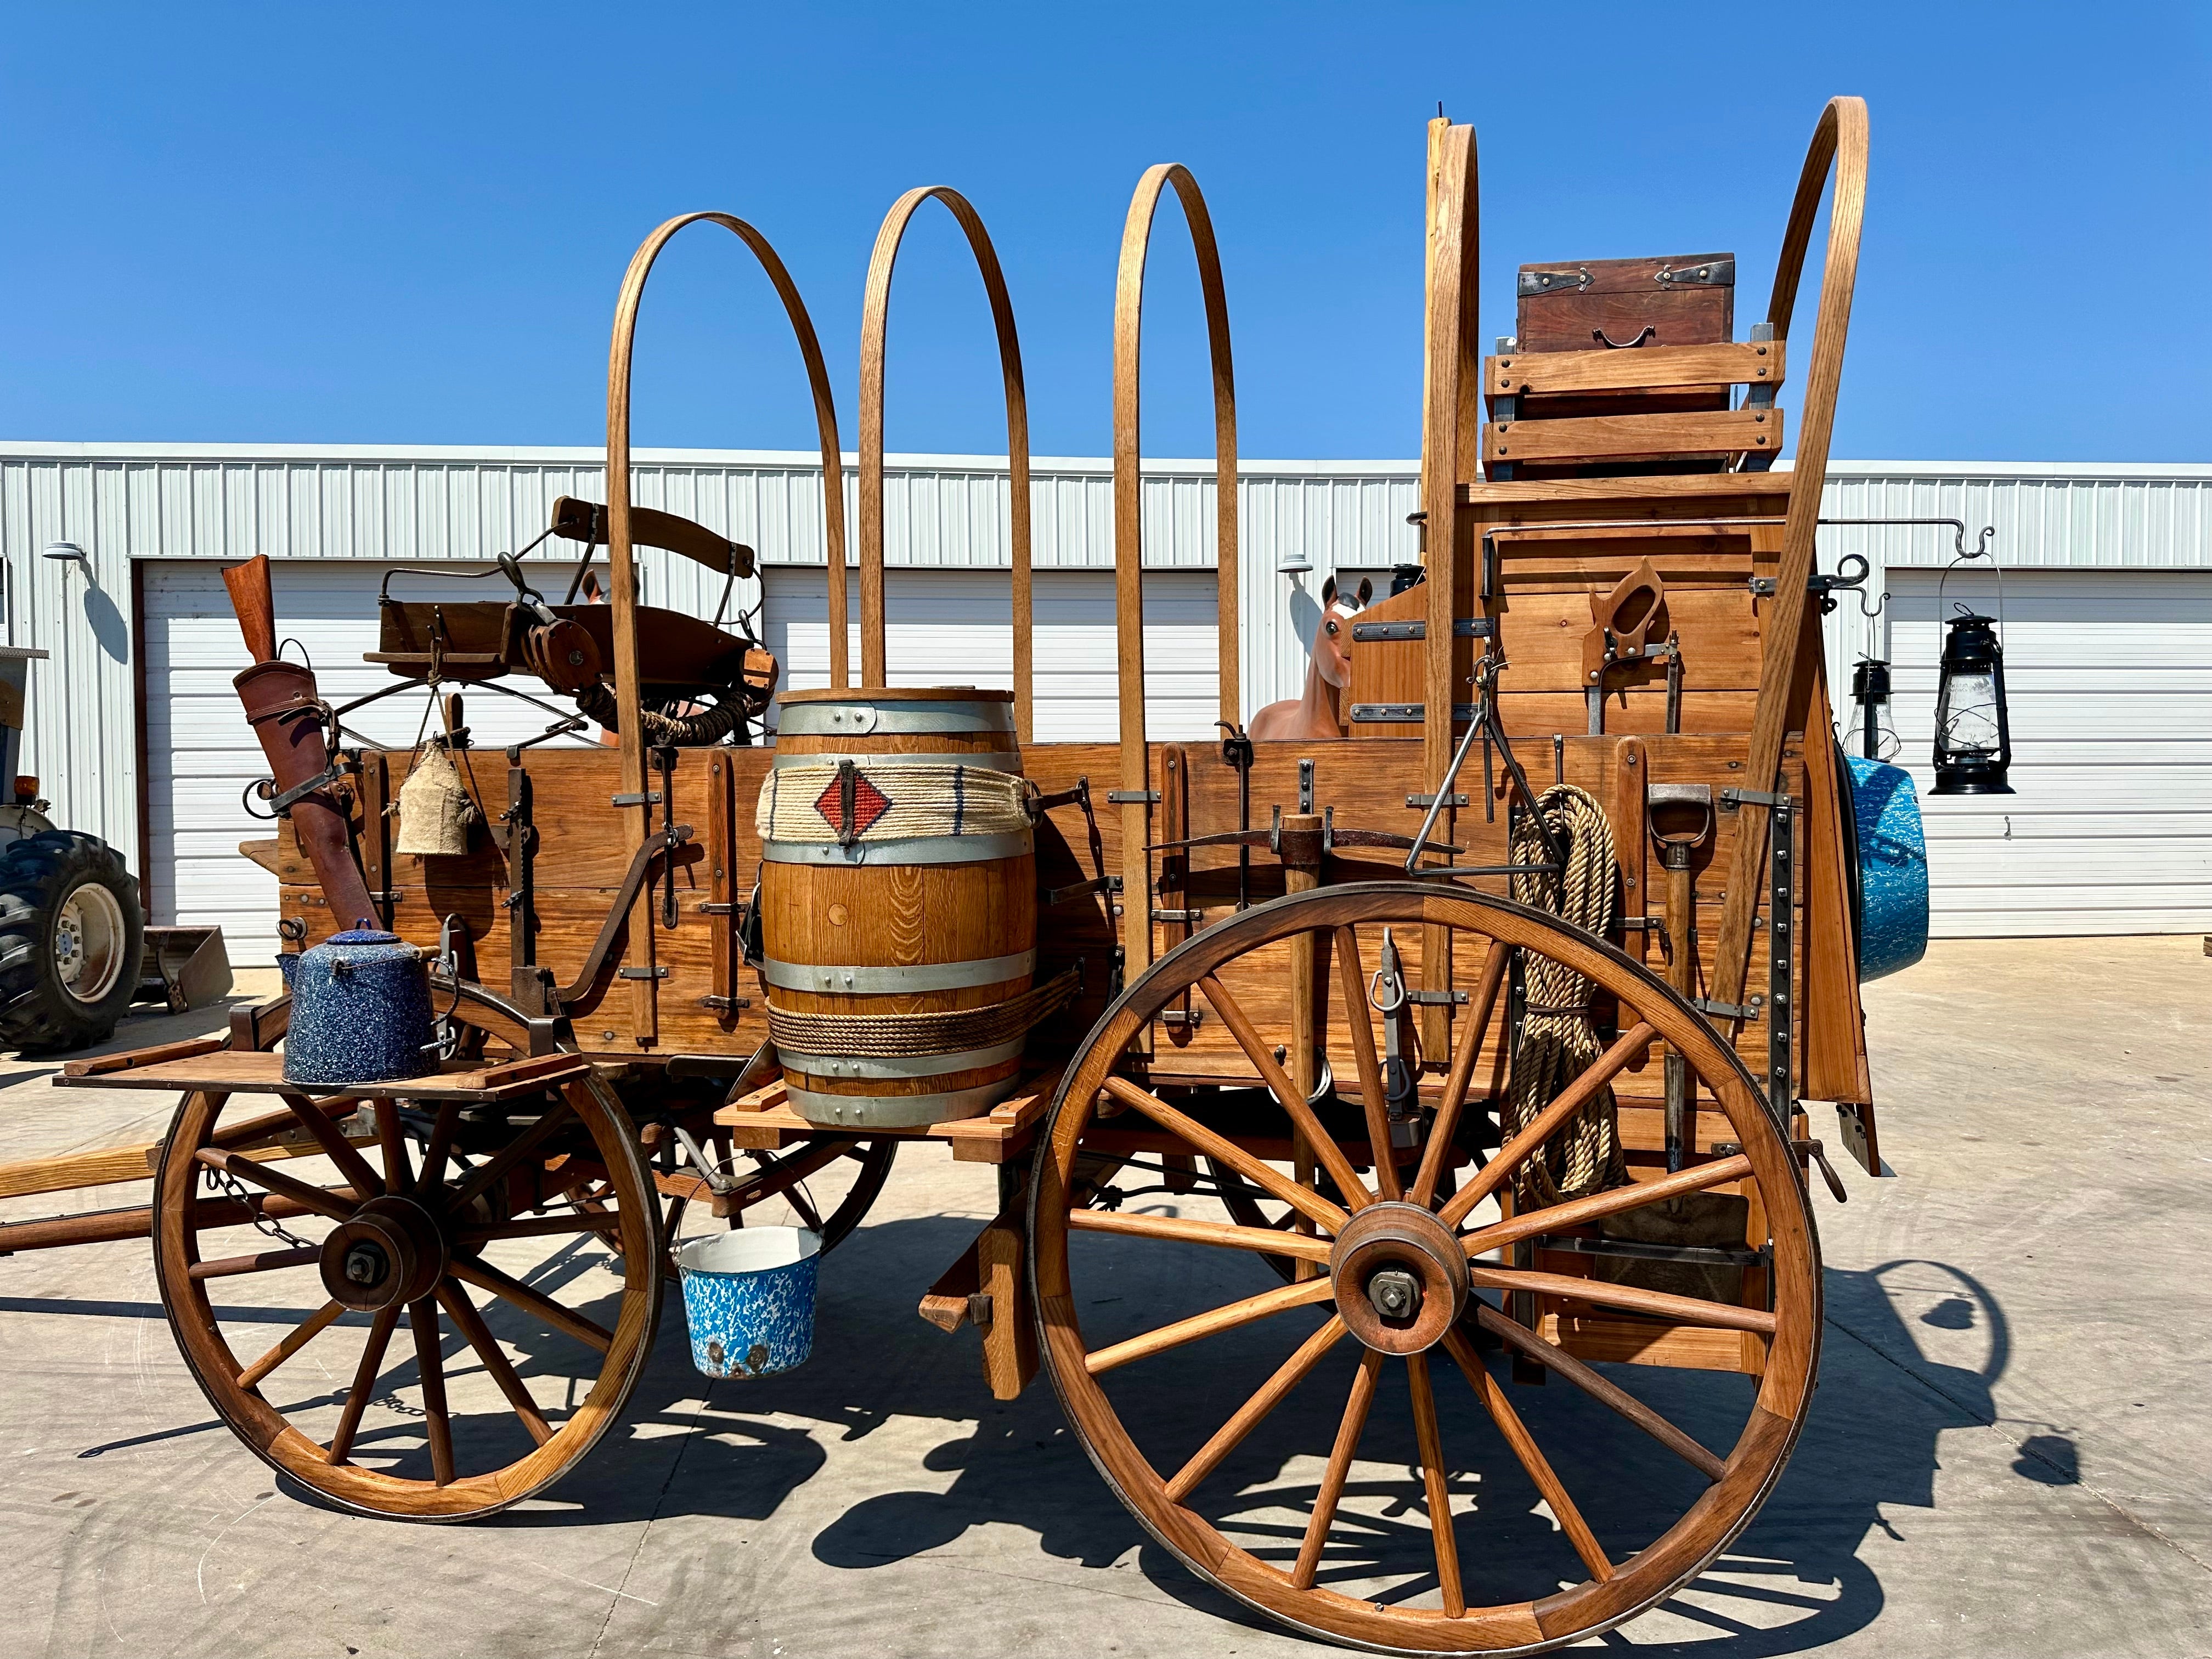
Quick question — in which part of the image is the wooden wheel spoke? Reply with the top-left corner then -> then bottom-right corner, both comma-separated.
458,1207 -> 633,1246
1410,939 -> 1509,1209
374,1101 -> 415,1195
409,1298 -> 456,1486
1437,1020 -> 1657,1229
1164,1316 -> 1346,1503
1101,1077 -> 1347,1233
450,1254 -> 614,1353
1197,974 -> 1374,1211
327,1303 -> 401,1465
1404,1353 -> 1466,1615
1067,1206 -> 1332,1263
1085,1277 -> 1335,1375
444,1097 -> 578,1216
1291,1348 -> 1382,1590
1459,1153 -> 1754,1260
194,1148 -> 356,1222
721,1137 -> 856,1215
1466,1263 -> 1776,1334
1330,927 -> 1399,1201
417,1104 -> 460,1195
437,1279 -> 552,1447
236,1299 -> 346,1390
1442,1327 -> 1612,1582
189,1244 -> 321,1281
281,1094 -> 385,1198
1473,1303 -> 1724,1482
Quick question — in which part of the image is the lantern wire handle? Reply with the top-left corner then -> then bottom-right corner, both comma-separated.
1937,524 -> 2004,643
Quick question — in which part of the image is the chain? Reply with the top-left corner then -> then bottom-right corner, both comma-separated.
202,1160 -> 315,1251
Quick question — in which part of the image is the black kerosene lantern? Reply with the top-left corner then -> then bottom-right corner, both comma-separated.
1931,609 -> 2013,795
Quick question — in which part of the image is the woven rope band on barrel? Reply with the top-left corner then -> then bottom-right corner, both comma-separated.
756,760 -> 1032,848
766,968 -> 1079,1059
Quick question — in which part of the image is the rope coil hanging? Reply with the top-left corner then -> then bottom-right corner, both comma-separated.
1502,784 -> 1628,1206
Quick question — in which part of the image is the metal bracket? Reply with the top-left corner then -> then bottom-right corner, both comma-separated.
1105,790 -> 1159,805
1350,617 -> 1495,644
1151,908 -> 1204,926
611,791 -> 663,808
1349,702 -> 1481,725
1403,989 -> 1469,1007
1405,793 -> 1470,810
1157,1009 -> 1204,1030
696,901 -> 737,916
1654,258 -> 1735,287
617,966 -> 670,981
1046,873 -> 1121,907
1719,788 -> 1794,812
268,763 -> 347,816
1689,994 -> 1764,1022
697,994 -> 751,1012
1299,759 -> 1315,814
1518,267 -> 1592,296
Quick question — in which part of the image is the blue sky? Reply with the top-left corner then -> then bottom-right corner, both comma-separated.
2,2 -> 2205,463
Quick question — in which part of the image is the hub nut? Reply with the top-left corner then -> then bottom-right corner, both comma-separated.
342,1240 -> 390,1288
1368,1268 -> 1421,1321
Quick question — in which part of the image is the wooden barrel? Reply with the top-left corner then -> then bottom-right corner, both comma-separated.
758,687 -> 1038,1128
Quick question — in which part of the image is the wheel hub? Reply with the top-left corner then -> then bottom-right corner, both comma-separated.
321,1195 -> 446,1311
1330,1200 -> 1468,1353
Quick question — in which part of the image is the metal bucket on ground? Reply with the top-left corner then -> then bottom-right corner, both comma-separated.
757,687 -> 1053,1128
673,1227 -> 821,1379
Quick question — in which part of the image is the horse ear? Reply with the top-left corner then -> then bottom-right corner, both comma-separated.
1357,577 -> 1374,607
1322,574 -> 1338,606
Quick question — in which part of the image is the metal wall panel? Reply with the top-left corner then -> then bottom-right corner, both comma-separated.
6,442 -> 2208,908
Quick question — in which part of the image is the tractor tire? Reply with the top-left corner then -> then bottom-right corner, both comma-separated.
0,832 -> 144,1054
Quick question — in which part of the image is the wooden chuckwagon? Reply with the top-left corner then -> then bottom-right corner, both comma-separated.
21,98 -> 1902,1653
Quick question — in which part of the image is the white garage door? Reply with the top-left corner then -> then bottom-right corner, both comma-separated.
144,561 -> 604,961
1887,568 -> 2212,936
147,561 -> 1220,959
762,567 -> 1225,742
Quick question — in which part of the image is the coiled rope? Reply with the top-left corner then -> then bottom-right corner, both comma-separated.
766,967 -> 1079,1058
1502,784 -> 1628,1206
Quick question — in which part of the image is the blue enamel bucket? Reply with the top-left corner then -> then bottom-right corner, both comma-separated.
674,1227 -> 821,1380
1845,755 -> 1929,981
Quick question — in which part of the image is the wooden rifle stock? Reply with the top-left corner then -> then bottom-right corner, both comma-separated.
223,555 -> 279,665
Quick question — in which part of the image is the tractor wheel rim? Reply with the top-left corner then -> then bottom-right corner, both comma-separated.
55,882 -> 127,1005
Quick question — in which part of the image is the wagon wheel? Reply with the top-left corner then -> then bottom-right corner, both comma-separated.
662,1137 -> 899,1257
1030,882 -> 1819,1655
152,1070 -> 659,1521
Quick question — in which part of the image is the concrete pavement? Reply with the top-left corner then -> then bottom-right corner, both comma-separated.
1,941 -> 2207,1657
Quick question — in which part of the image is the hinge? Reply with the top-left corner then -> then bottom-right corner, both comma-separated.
1654,258 -> 1735,287
1519,267 -> 1592,297
1690,994 -> 1764,1022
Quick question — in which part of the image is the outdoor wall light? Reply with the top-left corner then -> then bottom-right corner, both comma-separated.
1930,608 -> 2013,795
42,541 -> 88,565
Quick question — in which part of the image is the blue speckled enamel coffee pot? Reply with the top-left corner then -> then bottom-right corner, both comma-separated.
283,924 -> 438,1085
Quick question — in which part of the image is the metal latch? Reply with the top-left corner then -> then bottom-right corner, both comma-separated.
1719,788 -> 1794,812
1690,994 -> 1764,1022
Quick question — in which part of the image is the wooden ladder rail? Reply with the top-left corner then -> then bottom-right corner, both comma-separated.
1112,163 -> 1240,986
856,188 -> 1037,743
1708,97 -> 1870,1045
1418,116 -> 1480,1058
602,213 -> 848,1047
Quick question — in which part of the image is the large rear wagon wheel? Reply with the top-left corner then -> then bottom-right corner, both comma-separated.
153,1070 -> 660,1521
1029,882 -> 1819,1655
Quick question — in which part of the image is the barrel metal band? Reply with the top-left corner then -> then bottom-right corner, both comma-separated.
775,1037 -> 1029,1081
785,1079 -> 1013,1128
775,700 -> 1015,737
760,949 -> 1037,995
760,828 -> 1034,867
771,748 -> 1022,773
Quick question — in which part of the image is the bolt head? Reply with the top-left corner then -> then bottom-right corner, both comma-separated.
342,1240 -> 389,1288
1368,1268 -> 1421,1320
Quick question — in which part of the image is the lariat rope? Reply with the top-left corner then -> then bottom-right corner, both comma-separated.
1502,783 -> 1628,1206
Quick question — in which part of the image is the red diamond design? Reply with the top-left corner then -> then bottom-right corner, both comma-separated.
814,771 -> 892,838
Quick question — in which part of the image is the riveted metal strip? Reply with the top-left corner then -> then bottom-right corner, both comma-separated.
776,1036 -> 1028,1081
775,699 -> 1015,737
759,828 -> 1034,866
760,950 -> 1036,995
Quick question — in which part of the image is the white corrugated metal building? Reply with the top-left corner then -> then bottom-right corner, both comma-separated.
2,442 -> 2207,955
